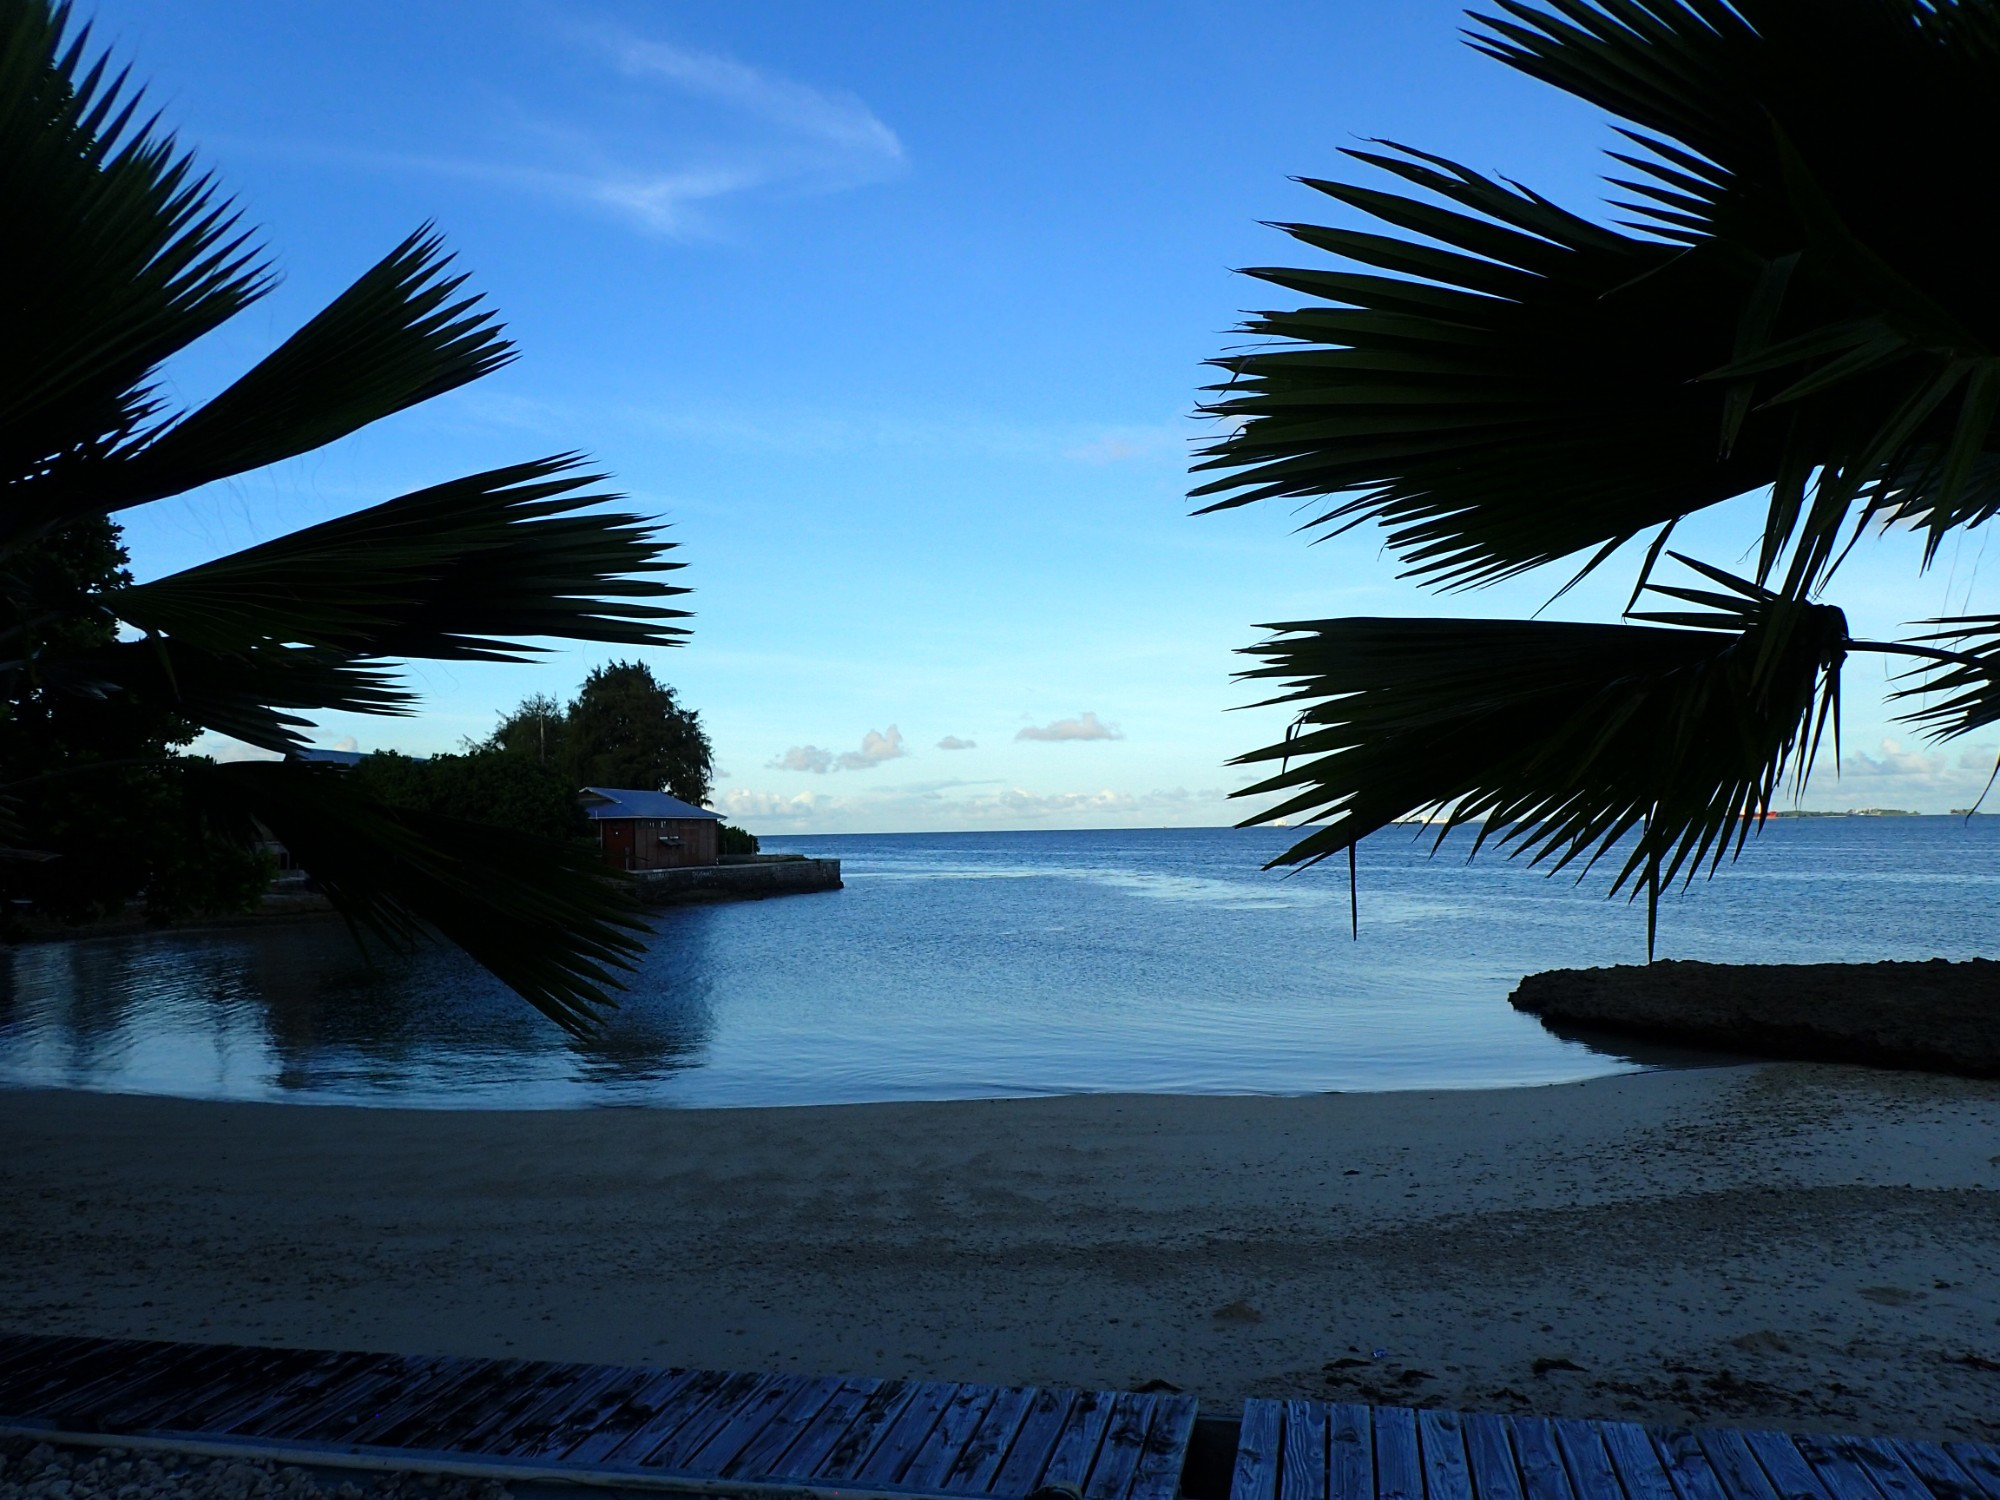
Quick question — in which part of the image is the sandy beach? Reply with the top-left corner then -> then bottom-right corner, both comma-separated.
2,1063 -> 1997,1442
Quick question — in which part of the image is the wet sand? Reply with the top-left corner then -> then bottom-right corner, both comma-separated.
2,1063 -> 1997,1440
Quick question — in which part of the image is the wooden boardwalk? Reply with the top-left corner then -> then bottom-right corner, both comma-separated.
1229,1400 -> 2000,1500
8,1337 -> 2000,1500
0,1333 -> 1197,1500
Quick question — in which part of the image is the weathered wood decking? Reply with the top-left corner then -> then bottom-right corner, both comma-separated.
1228,1400 -> 2000,1500
6,1337 -> 2000,1500
0,1333 -> 1195,1500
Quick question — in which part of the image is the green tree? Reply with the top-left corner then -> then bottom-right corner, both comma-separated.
1198,0 -> 2000,949
0,517 -> 269,925
484,693 -> 568,768
559,661 -> 714,805
2,3 -> 690,1028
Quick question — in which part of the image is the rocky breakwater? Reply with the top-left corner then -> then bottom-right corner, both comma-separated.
1510,958 -> 2000,1078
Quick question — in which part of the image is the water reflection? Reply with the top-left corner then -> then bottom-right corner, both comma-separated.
0,913 -> 720,1104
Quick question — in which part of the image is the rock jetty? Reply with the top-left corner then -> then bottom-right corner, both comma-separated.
1510,957 -> 2000,1078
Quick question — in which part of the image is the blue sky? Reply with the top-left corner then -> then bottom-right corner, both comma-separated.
106,0 -> 2000,830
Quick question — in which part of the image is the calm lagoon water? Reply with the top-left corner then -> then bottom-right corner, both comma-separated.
2,819 -> 1995,1108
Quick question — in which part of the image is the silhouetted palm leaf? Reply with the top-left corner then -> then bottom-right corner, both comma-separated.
187,760 -> 648,1034
1202,0 -> 2000,932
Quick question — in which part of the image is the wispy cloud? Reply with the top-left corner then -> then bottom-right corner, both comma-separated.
771,744 -> 836,774
1017,712 -> 1123,743
220,20 -> 905,238
936,735 -> 977,751
769,725 -> 910,774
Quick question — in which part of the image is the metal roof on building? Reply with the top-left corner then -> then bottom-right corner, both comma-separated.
578,787 -> 721,821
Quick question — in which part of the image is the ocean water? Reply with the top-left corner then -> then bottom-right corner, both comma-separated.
1,819 -> 1994,1108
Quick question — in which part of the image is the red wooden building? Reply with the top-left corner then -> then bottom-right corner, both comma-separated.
579,787 -> 722,871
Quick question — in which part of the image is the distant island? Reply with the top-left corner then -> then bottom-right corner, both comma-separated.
1768,807 -> 1984,818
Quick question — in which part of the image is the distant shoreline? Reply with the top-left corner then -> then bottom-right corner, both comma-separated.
4,1065 -> 1996,1441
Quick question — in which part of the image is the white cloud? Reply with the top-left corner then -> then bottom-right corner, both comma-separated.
1794,737 -> 2000,810
771,744 -> 836,774
1017,712 -> 1123,743
769,725 -> 909,774
838,725 -> 908,770
936,735 -> 977,751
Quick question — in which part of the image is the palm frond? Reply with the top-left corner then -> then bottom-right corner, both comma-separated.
189,759 -> 646,1033
1235,582 -> 1847,945
1,0 -> 268,543
1891,615 -> 2000,741
106,457 -> 688,662
41,639 -> 412,752
1199,4 -> 2000,600
1192,148 -> 1775,590
67,228 -> 516,518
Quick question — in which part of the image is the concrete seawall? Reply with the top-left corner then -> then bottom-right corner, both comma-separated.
630,857 -> 842,906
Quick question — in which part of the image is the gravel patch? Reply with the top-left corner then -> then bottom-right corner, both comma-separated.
0,1439 -> 516,1500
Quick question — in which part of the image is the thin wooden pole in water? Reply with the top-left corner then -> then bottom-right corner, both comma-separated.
1348,845 -> 1358,940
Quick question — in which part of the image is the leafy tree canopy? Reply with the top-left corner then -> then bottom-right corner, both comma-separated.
487,661 -> 714,807
1198,0 -> 2000,950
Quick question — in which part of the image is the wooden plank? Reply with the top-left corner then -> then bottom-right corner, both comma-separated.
220,1352 -> 423,1439
1882,1440 -> 1990,1500
1232,1400 -> 1284,1500
337,1357 -> 533,1448
1083,1393 -> 1162,1500
643,1371 -> 789,1472
720,1375 -> 848,1480
1122,1395 -> 1199,1500
687,1375 -> 823,1477
1941,1448 -> 2000,1500
937,1384 -> 1037,1495
1744,1431 -> 1838,1500
1554,1419 -> 1622,1500
1831,1437 -> 1938,1500
447,1361 -> 607,1453
1374,1407 -> 1424,1500
1511,1418 -> 1578,1500
1463,1413 -> 1522,1500
563,1367 -> 716,1467
809,1379 -> 925,1483
1420,1408 -> 1476,1500
897,1383 -> 1000,1494
852,1381 -> 963,1487
755,1377 -> 889,1482
0,1335 -> 110,1394
1792,1433 -> 1896,1500
0,1338 -> 196,1420
35,1341 -> 242,1429
500,1362 -> 680,1462
96,1344 -> 312,1432
391,1358 -> 576,1453
1279,1400 -> 1329,1500
1650,1429 -> 1732,1500
994,1389 -> 1084,1498
1038,1389 -> 1119,1492
1598,1424 -> 1678,1500
1695,1429 -> 1785,1500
